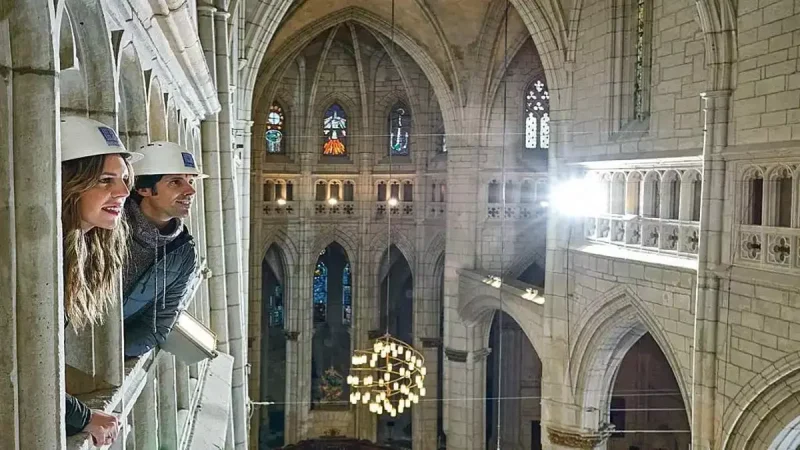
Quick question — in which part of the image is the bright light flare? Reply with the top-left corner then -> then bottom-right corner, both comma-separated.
549,178 -> 606,217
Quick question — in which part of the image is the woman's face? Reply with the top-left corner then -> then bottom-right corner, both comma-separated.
78,154 -> 131,231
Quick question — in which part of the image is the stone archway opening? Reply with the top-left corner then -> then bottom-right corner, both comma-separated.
259,243 -> 289,449
311,242 -> 353,409
606,333 -> 689,450
376,244 -> 414,448
485,310 -> 543,450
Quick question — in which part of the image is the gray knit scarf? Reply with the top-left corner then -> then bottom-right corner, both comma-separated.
122,198 -> 183,297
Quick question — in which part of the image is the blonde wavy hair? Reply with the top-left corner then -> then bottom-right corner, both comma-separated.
62,154 -> 133,330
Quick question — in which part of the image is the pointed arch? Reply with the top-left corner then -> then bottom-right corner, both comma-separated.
368,226 -> 416,273
309,227 -> 359,272
116,37 -> 147,150
570,285 -> 690,430
249,7 -> 461,147
723,353 -> 800,450
148,76 -> 167,141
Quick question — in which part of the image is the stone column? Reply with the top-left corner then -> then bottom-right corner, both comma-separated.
442,147 -> 481,450
214,6 -> 249,448
134,371 -> 159,450
691,90 -> 731,450
414,339 -> 441,450
1,2 -> 64,447
444,345 -> 490,450
157,355 -> 179,448
198,4 -> 230,352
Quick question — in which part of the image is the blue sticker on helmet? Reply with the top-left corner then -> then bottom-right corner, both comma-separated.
97,126 -> 121,147
182,152 -> 196,168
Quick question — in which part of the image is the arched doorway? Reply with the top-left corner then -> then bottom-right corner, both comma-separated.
485,311 -> 543,450
311,243 -> 353,409
260,244 -> 289,448
607,333 -> 689,450
376,245 -> 413,448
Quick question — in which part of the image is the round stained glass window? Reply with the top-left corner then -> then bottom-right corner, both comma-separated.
265,129 -> 282,143
268,111 -> 282,125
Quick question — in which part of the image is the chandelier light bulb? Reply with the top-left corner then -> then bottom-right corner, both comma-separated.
420,387 -> 426,397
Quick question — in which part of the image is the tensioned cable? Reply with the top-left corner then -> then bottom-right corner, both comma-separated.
495,3 -> 510,449
384,0 -> 396,337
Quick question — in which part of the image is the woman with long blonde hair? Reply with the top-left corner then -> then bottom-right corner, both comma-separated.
60,115 -> 142,446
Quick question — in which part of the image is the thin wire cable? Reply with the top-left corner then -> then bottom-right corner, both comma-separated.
384,0 -> 396,336
250,389 -> 685,407
495,4 -> 510,448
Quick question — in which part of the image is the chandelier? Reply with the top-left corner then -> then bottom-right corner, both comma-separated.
347,334 -> 426,416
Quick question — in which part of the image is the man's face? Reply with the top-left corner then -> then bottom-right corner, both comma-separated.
139,174 -> 197,220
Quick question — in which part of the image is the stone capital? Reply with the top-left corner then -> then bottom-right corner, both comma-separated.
420,337 -> 442,349
545,426 -> 607,449
471,347 -> 491,362
284,330 -> 300,341
443,347 -> 469,363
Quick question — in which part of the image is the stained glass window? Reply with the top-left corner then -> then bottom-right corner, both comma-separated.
266,104 -> 284,154
342,263 -> 352,325
633,0 -> 647,121
389,103 -> 410,155
524,80 -> 550,150
322,104 -> 347,156
313,261 -> 328,323
269,285 -> 284,328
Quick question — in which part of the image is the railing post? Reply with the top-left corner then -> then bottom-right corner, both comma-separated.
157,355 -> 179,448
133,370 -> 159,450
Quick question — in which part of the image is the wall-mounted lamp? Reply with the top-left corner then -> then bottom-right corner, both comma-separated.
162,312 -> 218,364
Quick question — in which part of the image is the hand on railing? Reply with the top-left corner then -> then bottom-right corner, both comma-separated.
85,410 -> 121,446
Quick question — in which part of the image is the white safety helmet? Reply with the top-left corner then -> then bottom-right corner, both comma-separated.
60,115 -> 143,163
133,141 -> 209,179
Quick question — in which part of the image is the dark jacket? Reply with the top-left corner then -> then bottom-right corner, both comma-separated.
122,228 -> 199,357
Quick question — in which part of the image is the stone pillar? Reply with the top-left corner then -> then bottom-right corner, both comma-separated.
691,90 -> 731,450
134,371 -> 158,450
1,2 -> 64,447
444,345 -> 489,450
414,339 -> 441,450
214,6 -> 249,448
197,4 -> 230,353
442,148 -> 481,449
158,355 -> 179,449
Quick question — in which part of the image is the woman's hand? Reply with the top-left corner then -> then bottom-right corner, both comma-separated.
84,409 -> 120,446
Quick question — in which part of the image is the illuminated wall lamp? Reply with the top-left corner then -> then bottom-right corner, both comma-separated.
161,311 -> 218,364
328,197 -> 339,206
387,197 -> 399,207
276,198 -> 287,206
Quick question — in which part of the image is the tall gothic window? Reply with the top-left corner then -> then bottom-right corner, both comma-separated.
266,104 -> 284,154
633,0 -> 649,121
389,103 -> 410,156
525,79 -> 551,150
323,103 -> 347,156
313,261 -> 328,323
342,263 -> 352,325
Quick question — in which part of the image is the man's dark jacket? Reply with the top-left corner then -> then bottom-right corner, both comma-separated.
122,201 -> 199,357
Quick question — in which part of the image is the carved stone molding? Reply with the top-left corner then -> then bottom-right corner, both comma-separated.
420,337 -> 442,348
284,331 -> 300,341
443,347 -> 468,363
546,426 -> 605,449
472,348 -> 491,362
